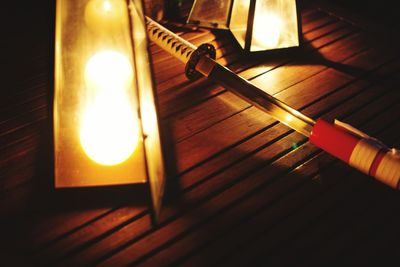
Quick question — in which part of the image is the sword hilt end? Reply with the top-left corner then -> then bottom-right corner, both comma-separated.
310,119 -> 400,189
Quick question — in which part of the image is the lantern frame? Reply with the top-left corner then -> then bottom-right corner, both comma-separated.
54,0 -> 166,219
187,0 -> 302,52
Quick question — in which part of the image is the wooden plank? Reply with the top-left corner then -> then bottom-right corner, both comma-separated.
156,23 -> 356,134
1,56 -> 386,267
165,21 -> 359,143
255,113 -> 400,267
172,49 -> 396,173
52,75 -> 378,266
97,136 -> 318,266
0,75 -> 49,123
212,101 -> 400,267
31,207 -> 148,266
28,29 -> 400,267
36,57 -> 398,264
4,5 -> 400,267
98,89 -> 400,267
174,57 -> 399,193
150,70 -> 400,266
90,60 -> 400,267
180,161 -> 361,267
281,129 -> 400,267
2,10 -> 356,253
302,11 -> 338,33
156,23 -> 360,118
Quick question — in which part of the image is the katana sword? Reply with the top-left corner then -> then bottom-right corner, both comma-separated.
146,17 -> 400,189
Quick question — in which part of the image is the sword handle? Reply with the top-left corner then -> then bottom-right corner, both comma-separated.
146,16 -> 216,79
310,119 -> 400,189
146,16 -> 196,64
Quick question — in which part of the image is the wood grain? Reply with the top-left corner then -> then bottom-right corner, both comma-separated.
1,2 -> 400,266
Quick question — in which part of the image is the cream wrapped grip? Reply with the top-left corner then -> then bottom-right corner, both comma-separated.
373,148 -> 400,189
310,119 -> 400,189
146,17 -> 196,64
146,17 -> 216,80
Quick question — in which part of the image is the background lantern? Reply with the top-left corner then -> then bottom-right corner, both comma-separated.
187,0 -> 301,52
54,0 -> 166,217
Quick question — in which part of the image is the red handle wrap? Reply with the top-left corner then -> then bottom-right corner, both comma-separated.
309,119 -> 359,163
310,119 -> 400,189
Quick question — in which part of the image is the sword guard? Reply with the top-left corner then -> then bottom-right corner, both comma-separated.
185,43 -> 216,80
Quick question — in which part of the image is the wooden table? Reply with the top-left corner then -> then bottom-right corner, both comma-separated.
2,1 -> 400,266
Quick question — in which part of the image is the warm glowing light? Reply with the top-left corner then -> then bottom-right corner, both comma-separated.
80,51 -> 139,166
80,95 -> 139,165
253,13 -> 283,48
103,0 -> 112,11
85,50 -> 133,90
285,114 -> 294,123
140,100 -> 158,135
84,0 -> 128,34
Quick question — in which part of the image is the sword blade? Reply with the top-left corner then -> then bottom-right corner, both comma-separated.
196,56 -> 315,137
146,16 -> 315,136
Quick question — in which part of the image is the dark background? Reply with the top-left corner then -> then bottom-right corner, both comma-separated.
334,0 -> 398,28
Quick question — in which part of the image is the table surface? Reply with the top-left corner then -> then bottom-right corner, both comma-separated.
2,1 -> 400,266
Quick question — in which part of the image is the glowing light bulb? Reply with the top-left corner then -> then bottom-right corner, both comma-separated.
252,13 -> 283,49
103,0 -> 112,11
85,50 -> 133,90
80,51 -> 139,166
84,0 -> 128,34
